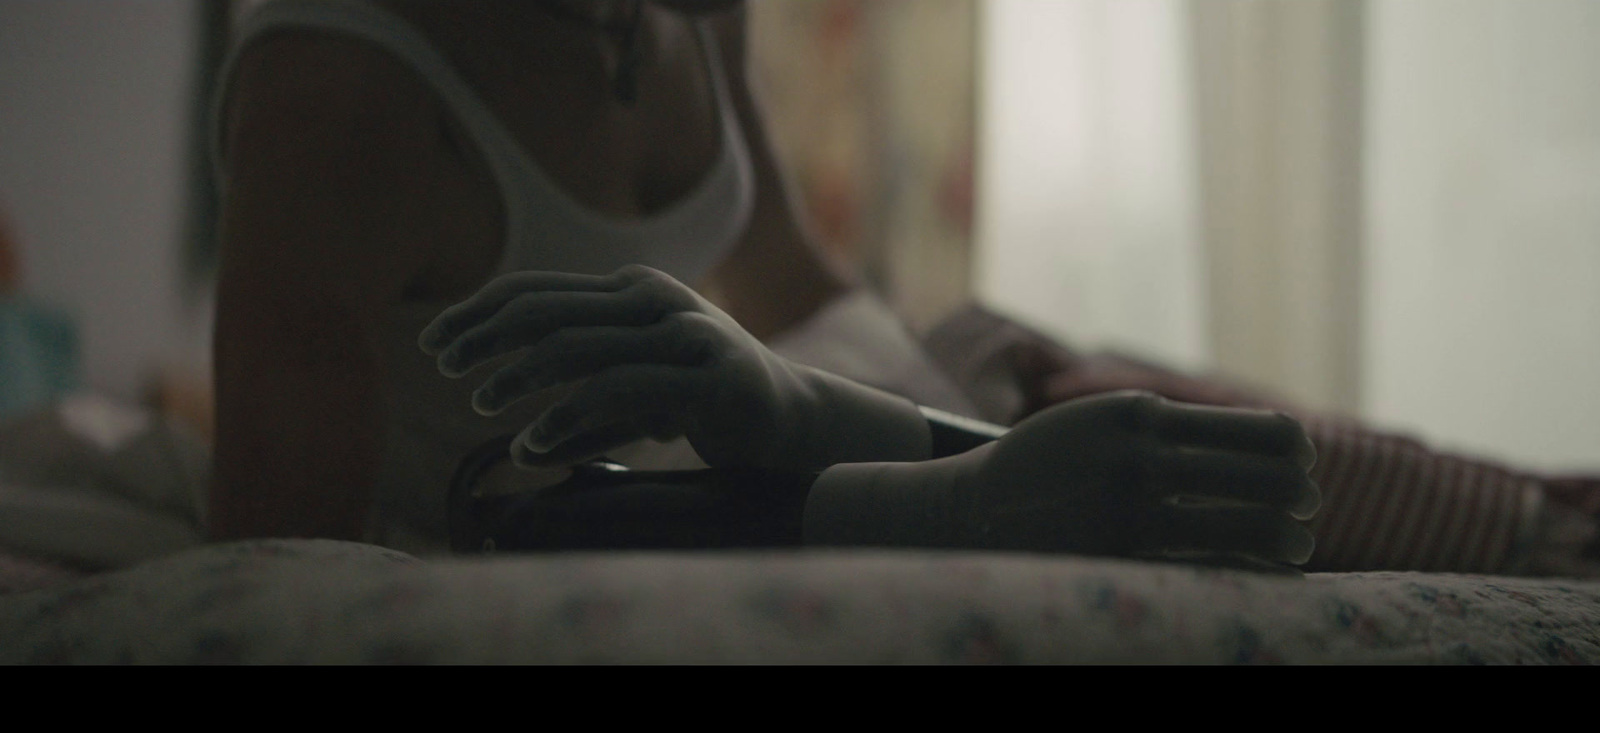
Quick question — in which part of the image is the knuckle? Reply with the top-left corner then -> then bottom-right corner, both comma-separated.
676,310 -> 720,328
669,310 -> 717,339
640,313 -> 684,354
622,266 -> 688,307
615,263 -> 660,282
488,271 -> 534,298
645,276 -> 684,302
628,279 -> 692,320
677,314 -> 722,362
621,279 -> 665,313
1108,390 -> 1164,430
660,309 -> 694,331
638,267 -> 691,295
1274,411 -> 1307,439
678,312 -> 732,364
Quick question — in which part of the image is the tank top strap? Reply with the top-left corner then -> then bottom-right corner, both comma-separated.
213,0 -> 755,290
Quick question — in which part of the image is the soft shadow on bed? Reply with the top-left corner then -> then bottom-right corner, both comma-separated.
2,306 -> 1598,664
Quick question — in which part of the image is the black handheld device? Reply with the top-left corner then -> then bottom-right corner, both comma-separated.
446,408 -> 1010,554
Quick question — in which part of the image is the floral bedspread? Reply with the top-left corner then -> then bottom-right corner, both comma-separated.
2,540 -> 1597,664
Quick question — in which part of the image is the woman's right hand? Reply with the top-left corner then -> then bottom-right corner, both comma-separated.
807,391 -> 1321,566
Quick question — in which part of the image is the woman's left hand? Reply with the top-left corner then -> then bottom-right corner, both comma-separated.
419,265 -> 931,472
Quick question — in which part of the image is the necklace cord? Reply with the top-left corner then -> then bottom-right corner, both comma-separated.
534,0 -> 647,106
614,0 -> 645,105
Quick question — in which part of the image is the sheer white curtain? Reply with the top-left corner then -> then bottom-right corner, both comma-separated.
976,0 -> 1364,412
1190,0 -> 1365,413
975,0 -> 1210,373
1365,0 -> 1600,471
976,0 -> 1363,410
976,0 -> 1599,472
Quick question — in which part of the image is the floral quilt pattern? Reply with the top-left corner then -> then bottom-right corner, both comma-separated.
2,540 -> 1597,664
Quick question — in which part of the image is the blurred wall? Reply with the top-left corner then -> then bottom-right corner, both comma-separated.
975,0 -> 1209,372
1192,0 -> 1365,413
751,0 -> 977,332
1365,0 -> 1600,471
976,0 -> 1597,472
0,0 -> 208,402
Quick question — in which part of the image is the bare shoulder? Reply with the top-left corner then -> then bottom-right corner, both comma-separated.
222,28 -> 440,180
218,27 -> 448,305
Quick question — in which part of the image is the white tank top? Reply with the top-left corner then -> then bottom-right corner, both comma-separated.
213,0 -> 757,281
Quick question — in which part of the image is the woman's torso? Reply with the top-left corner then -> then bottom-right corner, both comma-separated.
216,0 -> 755,551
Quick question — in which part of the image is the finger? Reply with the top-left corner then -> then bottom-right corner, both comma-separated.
511,416 -> 682,469
1153,446 -> 1321,519
1151,401 -> 1316,469
1142,504 -> 1316,565
521,364 -> 705,454
419,270 -> 625,355
435,284 -> 684,377
435,268 -> 707,376
473,312 -> 723,416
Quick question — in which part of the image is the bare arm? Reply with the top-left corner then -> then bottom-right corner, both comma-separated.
698,5 -> 854,341
210,35 -> 442,541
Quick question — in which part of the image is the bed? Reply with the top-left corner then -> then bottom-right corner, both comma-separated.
2,403 -> 1597,665
4,539 -> 1598,664
2,301 -> 1598,664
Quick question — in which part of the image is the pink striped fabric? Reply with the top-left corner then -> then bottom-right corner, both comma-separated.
1296,416 -> 1539,573
923,305 -> 1589,576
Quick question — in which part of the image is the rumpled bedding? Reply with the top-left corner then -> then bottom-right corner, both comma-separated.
0,394 -> 208,575
3,539 -> 1597,664
3,302 -> 1598,664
